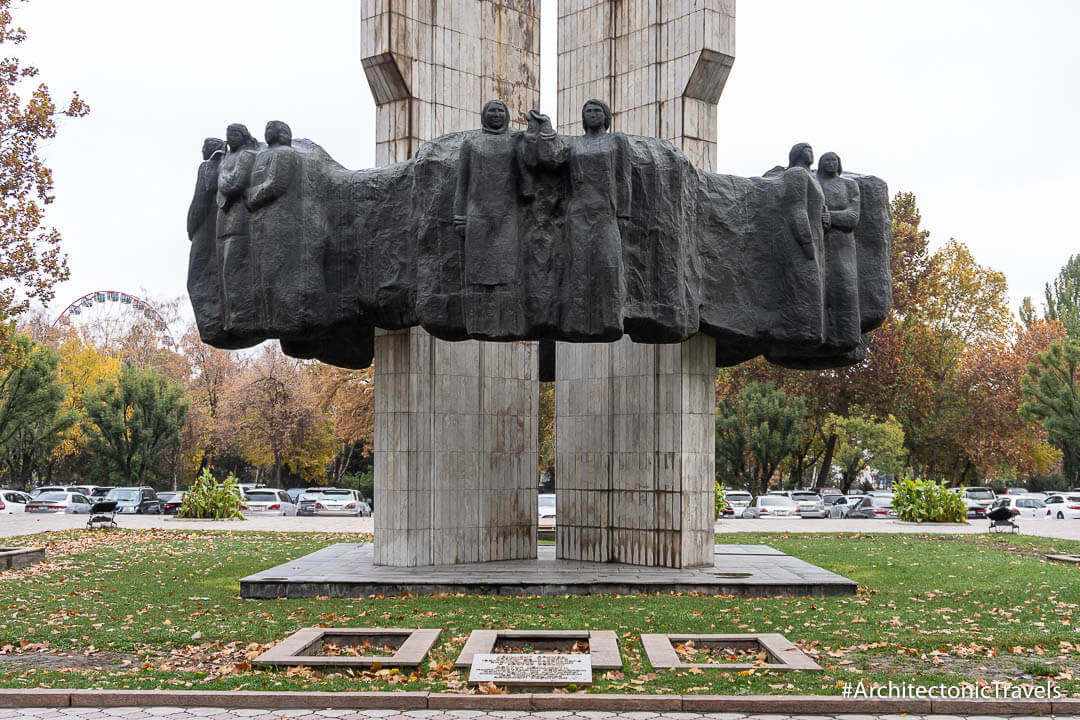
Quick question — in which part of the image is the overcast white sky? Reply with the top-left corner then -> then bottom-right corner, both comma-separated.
12,0 -> 1080,330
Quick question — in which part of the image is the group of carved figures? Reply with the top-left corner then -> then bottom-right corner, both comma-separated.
186,100 -> 889,371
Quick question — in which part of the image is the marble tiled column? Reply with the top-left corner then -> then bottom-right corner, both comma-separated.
555,0 -> 735,568
363,0 -> 540,567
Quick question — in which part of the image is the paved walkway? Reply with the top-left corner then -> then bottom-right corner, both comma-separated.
0,709 -> 1056,720
4,514 -> 1080,540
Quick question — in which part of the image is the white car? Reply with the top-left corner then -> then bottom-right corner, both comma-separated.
989,496 -> 1046,519
242,488 -> 297,516
312,488 -> 367,516
0,490 -> 32,513
24,492 -> 92,514
828,494 -> 866,518
1043,494 -> 1080,520
538,493 -> 556,533
790,491 -> 827,518
741,495 -> 799,518
722,491 -> 753,517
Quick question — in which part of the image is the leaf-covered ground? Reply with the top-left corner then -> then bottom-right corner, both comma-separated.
1,529 -> 1079,696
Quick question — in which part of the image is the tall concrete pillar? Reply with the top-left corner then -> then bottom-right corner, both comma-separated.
555,0 -> 735,568
363,0 -> 541,566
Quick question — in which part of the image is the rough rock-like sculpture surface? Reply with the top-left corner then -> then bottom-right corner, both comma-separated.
187,116 -> 891,371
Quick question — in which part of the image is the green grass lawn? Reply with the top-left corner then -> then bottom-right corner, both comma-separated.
1,528 -> 1078,695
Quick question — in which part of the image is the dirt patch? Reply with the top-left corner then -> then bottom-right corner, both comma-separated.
674,640 -> 767,665
0,650 -> 138,671
493,639 -> 589,654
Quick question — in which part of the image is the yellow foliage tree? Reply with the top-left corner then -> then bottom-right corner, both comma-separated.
51,331 -> 120,466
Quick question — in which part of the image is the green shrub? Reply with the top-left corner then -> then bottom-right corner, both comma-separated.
176,467 -> 245,520
891,477 -> 967,523
715,481 -> 728,519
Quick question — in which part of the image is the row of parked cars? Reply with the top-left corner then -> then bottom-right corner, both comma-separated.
720,485 -> 1080,521
0,485 -> 164,515
723,489 -> 899,519
0,484 -> 372,518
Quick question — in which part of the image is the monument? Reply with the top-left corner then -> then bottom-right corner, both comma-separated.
188,1 -> 891,572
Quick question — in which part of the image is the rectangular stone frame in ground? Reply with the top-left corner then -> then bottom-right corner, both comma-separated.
253,627 -> 441,668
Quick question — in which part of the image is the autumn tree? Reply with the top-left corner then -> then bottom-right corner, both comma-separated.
176,325 -> 243,483
0,333 -> 74,488
47,329 -> 120,477
715,381 -> 805,496
0,0 -> 89,351
822,412 -> 906,491
312,362 -> 374,485
538,381 -> 555,486
222,344 -> 335,486
82,364 -> 188,485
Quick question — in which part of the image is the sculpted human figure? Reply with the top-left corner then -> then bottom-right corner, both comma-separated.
784,142 -> 830,260
816,151 -> 862,351
453,99 -> 526,335
186,138 -> 226,343
754,142 -> 830,353
246,120 -> 304,333
216,123 -> 261,341
523,100 -> 630,338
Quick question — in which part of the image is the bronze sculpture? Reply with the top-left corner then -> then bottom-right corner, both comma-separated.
187,103 -> 892,375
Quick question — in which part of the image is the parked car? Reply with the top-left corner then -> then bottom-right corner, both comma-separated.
286,488 -> 306,504
989,495 -> 1046,519
741,495 -> 800,518
104,487 -> 161,514
236,483 -> 267,494
157,491 -> 185,515
952,486 -> 996,507
1005,487 -> 1029,495
312,488 -> 368,516
1044,494 -> 1080,519
0,490 -> 33,513
89,486 -> 114,501
722,491 -> 753,517
25,491 -> 92,514
30,485 -> 84,498
538,493 -> 556,533
828,494 -> 866,518
296,488 -> 324,516
790,491 -> 827,518
242,488 -> 297,516
845,495 -> 896,519
819,487 -> 843,498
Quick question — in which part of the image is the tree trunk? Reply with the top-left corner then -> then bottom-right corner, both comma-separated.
816,434 -> 837,489
790,448 -> 805,488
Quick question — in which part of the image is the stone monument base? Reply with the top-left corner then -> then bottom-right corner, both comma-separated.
239,543 -> 856,598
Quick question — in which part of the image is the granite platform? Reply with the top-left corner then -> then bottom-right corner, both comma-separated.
239,544 -> 856,598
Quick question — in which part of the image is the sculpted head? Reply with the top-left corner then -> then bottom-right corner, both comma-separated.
788,143 -> 813,169
818,152 -> 842,176
225,123 -> 257,152
265,120 -> 293,147
582,99 -> 612,133
481,100 -> 509,133
202,137 -> 225,161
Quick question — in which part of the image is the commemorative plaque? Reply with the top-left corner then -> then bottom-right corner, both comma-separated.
467,652 -> 592,686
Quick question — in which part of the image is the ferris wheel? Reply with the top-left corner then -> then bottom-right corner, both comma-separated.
53,290 -> 176,351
